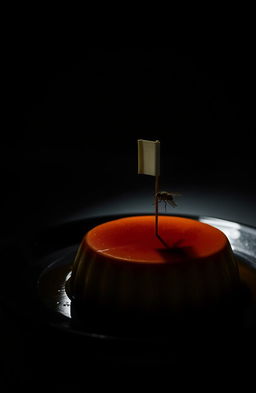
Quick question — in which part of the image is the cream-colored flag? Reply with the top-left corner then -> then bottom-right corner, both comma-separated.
137,139 -> 160,176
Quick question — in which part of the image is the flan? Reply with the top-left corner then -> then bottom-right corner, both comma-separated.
66,216 -> 240,325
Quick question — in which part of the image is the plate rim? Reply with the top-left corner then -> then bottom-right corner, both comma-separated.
2,213 -> 256,345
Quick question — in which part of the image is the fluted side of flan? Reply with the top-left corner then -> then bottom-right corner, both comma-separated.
66,217 -> 240,314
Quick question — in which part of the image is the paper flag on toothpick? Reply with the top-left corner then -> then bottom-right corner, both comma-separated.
137,139 -> 160,176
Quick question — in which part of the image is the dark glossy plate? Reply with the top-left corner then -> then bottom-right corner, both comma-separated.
2,214 -> 256,366
37,215 -> 256,331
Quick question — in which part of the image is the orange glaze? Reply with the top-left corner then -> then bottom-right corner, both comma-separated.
85,215 -> 228,264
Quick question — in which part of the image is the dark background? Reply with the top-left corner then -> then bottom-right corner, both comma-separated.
2,43 -> 256,239
1,42 -> 256,389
